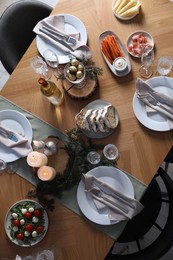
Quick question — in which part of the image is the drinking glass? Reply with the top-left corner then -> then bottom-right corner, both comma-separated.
139,45 -> 154,78
30,56 -> 52,79
43,49 -> 61,78
157,56 -> 172,76
87,151 -> 101,165
103,144 -> 119,161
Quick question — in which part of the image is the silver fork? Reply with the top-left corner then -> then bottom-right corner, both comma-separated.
91,188 -> 128,213
147,95 -> 173,116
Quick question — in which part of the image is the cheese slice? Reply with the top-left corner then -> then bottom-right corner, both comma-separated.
118,0 -> 137,15
116,0 -> 129,13
113,0 -> 122,12
120,3 -> 140,17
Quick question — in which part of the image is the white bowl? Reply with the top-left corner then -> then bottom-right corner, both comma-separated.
126,31 -> 154,58
112,0 -> 140,21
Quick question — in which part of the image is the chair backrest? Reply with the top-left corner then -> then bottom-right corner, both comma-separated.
105,167 -> 173,260
0,0 -> 52,74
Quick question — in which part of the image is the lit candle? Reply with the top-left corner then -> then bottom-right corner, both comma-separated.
37,166 -> 56,181
26,151 -> 48,168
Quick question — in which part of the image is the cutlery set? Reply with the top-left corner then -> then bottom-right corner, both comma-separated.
0,126 -> 18,142
39,27 -> 76,52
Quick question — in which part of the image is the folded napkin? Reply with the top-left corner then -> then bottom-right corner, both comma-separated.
83,174 -> 144,221
136,78 -> 173,127
33,15 -> 92,60
0,125 -> 32,157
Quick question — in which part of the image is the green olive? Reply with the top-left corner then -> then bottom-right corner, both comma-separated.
71,58 -> 79,66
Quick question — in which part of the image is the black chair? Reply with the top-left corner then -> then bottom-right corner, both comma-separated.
0,0 -> 52,74
164,146 -> 173,172
105,167 -> 173,260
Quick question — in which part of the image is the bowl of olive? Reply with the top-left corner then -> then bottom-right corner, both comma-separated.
64,58 -> 86,88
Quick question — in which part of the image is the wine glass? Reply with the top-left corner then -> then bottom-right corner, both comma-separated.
43,49 -> 62,78
30,56 -> 52,80
139,45 -> 154,78
157,56 -> 172,76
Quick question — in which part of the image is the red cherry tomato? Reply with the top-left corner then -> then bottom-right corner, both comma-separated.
36,226 -> 44,234
25,224 -> 33,232
24,211 -> 32,219
34,209 -> 42,217
13,219 -> 20,226
17,233 -> 24,240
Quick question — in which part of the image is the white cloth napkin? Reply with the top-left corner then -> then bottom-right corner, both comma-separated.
82,174 -> 144,221
136,78 -> 173,128
0,125 -> 32,157
33,15 -> 92,60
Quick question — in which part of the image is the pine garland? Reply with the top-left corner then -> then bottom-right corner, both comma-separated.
28,128 -> 116,210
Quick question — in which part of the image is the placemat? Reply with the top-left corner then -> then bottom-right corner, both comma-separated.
0,96 -> 147,240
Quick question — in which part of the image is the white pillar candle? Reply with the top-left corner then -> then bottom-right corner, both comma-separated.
27,151 -> 48,168
37,166 -> 56,181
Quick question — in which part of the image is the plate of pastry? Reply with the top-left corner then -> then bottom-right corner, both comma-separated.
75,99 -> 119,138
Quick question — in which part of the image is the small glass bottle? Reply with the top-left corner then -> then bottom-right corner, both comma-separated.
38,78 -> 63,106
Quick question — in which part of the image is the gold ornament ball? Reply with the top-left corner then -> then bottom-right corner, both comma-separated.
71,58 -> 79,66
76,71 -> 84,79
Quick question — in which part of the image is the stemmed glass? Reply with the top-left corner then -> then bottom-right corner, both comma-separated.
139,45 -> 154,78
43,49 -> 62,78
30,56 -> 52,79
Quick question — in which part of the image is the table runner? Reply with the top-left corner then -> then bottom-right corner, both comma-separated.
0,96 -> 147,240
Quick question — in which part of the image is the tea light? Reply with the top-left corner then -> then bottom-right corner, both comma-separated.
27,151 -> 48,168
103,144 -> 119,161
37,166 -> 56,181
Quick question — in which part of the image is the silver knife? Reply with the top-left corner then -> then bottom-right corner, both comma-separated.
94,181 -> 135,209
39,28 -> 74,52
149,91 -> 173,108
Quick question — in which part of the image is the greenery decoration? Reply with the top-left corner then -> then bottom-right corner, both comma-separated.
28,128 -> 116,211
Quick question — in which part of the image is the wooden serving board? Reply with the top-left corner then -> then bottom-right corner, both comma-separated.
62,78 -> 97,99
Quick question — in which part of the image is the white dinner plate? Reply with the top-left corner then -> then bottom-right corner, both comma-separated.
0,110 -> 32,162
133,76 -> 173,131
79,99 -> 119,139
99,31 -> 131,77
5,199 -> 48,247
77,166 -> 134,225
36,13 -> 87,64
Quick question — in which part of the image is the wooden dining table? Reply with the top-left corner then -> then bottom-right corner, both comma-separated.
0,0 -> 173,258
